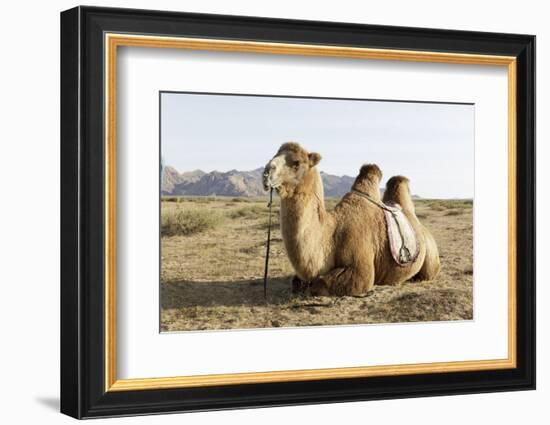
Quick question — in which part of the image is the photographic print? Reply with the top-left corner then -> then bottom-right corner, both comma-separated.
160,92 -> 474,332
61,8 -> 535,417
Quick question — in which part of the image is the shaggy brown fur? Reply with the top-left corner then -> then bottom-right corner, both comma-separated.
353,164 -> 383,200
263,142 -> 440,296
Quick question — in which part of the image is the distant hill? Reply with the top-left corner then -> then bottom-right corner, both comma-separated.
320,171 -> 356,197
161,166 -> 361,198
163,167 -> 266,197
162,166 -> 206,194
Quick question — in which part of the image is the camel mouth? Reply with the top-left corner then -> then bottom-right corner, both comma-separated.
263,181 -> 280,191
262,169 -> 279,191
262,172 -> 270,191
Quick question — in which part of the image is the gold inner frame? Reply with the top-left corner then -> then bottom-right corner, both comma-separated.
104,33 -> 517,392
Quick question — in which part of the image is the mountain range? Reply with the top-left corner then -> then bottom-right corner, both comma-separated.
162,166 -> 358,198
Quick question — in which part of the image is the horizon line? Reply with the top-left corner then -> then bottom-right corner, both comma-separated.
164,163 -> 358,178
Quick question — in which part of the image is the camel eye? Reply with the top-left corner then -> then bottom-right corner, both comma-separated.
292,160 -> 300,168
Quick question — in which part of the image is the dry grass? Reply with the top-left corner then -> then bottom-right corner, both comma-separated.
427,199 -> 472,210
161,207 -> 224,237
160,197 -> 473,331
228,205 -> 265,219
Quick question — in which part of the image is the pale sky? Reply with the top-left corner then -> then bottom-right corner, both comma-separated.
161,92 -> 474,199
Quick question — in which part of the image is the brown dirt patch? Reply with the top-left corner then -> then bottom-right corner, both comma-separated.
160,198 -> 473,332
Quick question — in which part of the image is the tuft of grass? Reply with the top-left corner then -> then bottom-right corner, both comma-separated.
238,245 -> 260,254
427,199 -> 473,211
258,215 -> 280,230
229,205 -> 265,219
325,198 -> 341,211
416,212 -> 428,219
445,209 -> 463,216
185,196 -> 218,203
161,208 -> 223,237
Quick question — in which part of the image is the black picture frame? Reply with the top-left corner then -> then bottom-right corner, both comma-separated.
60,5 -> 535,419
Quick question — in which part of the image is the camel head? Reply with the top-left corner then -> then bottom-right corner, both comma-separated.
263,142 -> 322,197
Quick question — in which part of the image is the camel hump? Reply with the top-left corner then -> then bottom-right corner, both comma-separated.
383,175 -> 414,212
357,164 -> 382,182
352,164 -> 382,197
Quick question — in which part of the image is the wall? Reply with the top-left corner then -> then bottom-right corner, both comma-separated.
0,1 -> 545,423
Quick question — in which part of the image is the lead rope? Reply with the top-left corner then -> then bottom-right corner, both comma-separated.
263,188 -> 274,301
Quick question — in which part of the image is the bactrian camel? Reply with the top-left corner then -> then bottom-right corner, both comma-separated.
262,142 -> 440,296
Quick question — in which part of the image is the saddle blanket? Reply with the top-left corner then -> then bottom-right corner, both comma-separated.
383,202 -> 419,266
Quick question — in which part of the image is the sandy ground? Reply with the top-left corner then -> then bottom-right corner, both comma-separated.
160,197 -> 473,332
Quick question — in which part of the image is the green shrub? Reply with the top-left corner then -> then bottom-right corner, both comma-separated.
161,208 -> 223,236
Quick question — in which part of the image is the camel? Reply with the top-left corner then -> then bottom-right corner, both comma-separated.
262,142 -> 440,296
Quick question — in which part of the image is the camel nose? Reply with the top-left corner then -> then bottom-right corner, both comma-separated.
263,163 -> 275,178
263,163 -> 273,189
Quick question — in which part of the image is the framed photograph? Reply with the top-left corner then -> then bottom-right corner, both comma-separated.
60,6 -> 535,419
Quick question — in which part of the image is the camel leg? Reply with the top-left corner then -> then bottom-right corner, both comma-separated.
413,232 -> 441,281
291,275 -> 308,294
310,261 -> 375,296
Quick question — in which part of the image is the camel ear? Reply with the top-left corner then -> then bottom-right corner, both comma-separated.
308,152 -> 322,167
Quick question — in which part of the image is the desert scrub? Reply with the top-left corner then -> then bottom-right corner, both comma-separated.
258,214 -> 280,230
445,209 -> 464,216
161,208 -> 223,236
427,199 -> 473,210
162,196 -> 179,202
325,198 -> 341,211
229,205 -> 265,219
189,196 -> 218,203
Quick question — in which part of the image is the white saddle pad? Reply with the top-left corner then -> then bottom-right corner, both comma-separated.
383,202 -> 419,266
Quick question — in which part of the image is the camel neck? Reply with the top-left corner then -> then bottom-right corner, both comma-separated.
279,168 -> 333,280
282,168 -> 327,218
352,179 -> 381,200
385,186 -> 415,212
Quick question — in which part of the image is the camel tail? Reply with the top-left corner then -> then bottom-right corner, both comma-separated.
383,175 -> 415,212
